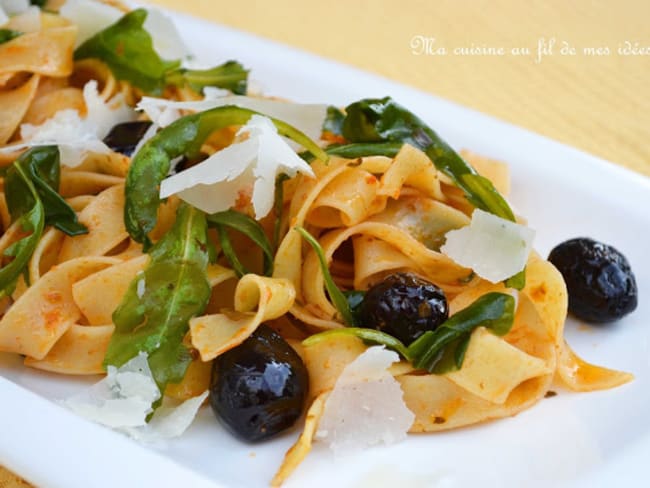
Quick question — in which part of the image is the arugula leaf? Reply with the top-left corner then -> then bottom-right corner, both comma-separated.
0,29 -> 22,45
166,60 -> 248,95
341,97 -> 515,221
323,106 -> 345,136
74,10 -> 249,96
1,153 -> 45,298
505,269 -> 526,290
5,146 -> 87,236
295,226 -> 355,326
343,290 -> 365,326
75,9 -> 181,95
207,210 -> 274,277
302,291 -> 515,375
29,0 -> 46,6
272,173 -> 290,251
303,327 -> 410,359
300,141 -> 403,163
125,106 -> 327,248
407,292 -> 515,373
105,203 -> 211,390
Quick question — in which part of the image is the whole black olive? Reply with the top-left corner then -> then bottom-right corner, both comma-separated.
209,325 -> 309,442
359,272 -> 449,345
548,238 -> 638,322
102,121 -> 153,156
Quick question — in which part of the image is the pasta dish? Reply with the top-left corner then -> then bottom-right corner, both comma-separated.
0,2 -> 636,486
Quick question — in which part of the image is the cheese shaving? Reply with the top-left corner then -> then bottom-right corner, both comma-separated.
137,94 -> 327,140
160,114 -> 315,218
441,208 -> 535,283
1,80 -> 135,166
61,0 -> 189,56
0,0 -> 28,16
64,352 -> 208,442
143,8 -> 189,61
60,0 -> 121,47
64,352 -> 159,428
315,346 -> 415,454
5,5 -> 39,32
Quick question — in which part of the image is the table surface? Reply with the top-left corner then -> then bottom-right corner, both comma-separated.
2,0 -> 649,486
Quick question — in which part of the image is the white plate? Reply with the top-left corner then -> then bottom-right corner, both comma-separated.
1,8 -> 650,488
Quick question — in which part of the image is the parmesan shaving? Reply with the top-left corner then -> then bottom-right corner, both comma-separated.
64,352 -> 159,428
64,352 -> 208,442
315,346 -> 415,454
441,208 -> 535,283
5,5 -> 39,32
1,80 -> 135,167
160,114 -> 314,218
137,95 -> 327,140
60,0 -> 189,56
0,0 -> 28,16
143,8 -> 189,61
60,0 -> 121,46
122,391 -> 208,443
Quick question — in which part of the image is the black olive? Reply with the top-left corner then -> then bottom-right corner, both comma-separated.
548,238 -> 637,322
102,121 -> 153,156
209,325 -> 309,442
359,272 -> 449,345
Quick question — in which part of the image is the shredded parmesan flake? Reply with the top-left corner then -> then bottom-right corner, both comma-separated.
60,0 -> 121,47
61,0 -> 189,57
64,352 -> 207,442
441,209 -> 535,283
0,0 -> 29,17
315,346 -> 415,454
1,80 -> 135,166
137,94 -> 327,141
160,114 -> 314,218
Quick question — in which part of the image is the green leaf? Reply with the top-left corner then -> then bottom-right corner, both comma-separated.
105,203 -> 211,391
74,9 -> 180,94
6,146 -> 87,236
505,269 -> 526,290
125,105 -> 327,248
74,10 -> 249,96
323,106 -> 345,136
207,210 -> 274,277
302,327 -> 410,359
300,141 -> 403,163
0,155 -> 45,298
166,60 -> 248,95
29,0 -> 46,6
273,173 -> 290,251
214,223 -> 245,277
341,97 -> 515,221
295,226 -> 355,326
407,292 -> 515,373
343,290 -> 365,326
0,29 -> 22,45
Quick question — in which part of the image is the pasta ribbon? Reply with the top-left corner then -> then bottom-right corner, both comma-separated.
0,26 -> 77,78
271,393 -> 328,488
0,74 -> 40,144
190,274 -> 296,360
58,184 -> 128,261
24,324 -> 114,374
0,256 -> 118,359
72,254 -> 149,325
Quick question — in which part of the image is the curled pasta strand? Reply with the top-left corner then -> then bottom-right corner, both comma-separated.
190,274 -> 296,361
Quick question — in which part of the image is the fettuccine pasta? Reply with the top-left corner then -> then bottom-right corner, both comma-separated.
0,3 -> 633,487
